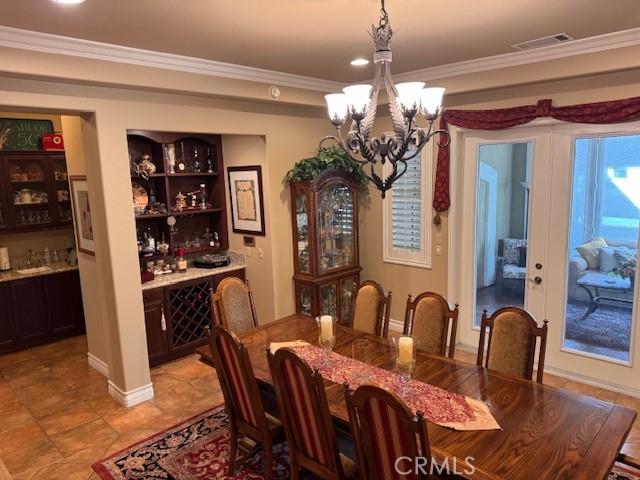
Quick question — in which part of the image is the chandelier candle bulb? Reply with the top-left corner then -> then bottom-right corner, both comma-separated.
319,315 -> 334,342
395,82 -> 426,112
398,336 -> 414,365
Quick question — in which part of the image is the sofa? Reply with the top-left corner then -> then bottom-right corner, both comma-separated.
568,238 -> 637,302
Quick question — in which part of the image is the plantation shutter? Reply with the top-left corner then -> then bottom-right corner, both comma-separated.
391,160 -> 422,252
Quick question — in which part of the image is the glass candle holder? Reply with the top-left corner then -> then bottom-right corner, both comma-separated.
316,315 -> 336,367
393,335 -> 416,394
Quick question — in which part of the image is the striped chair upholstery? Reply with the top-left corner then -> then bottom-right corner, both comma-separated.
403,292 -> 459,358
350,281 -> 392,338
208,326 -> 283,478
345,385 -> 431,480
212,277 -> 258,334
477,307 -> 549,383
268,348 -> 356,480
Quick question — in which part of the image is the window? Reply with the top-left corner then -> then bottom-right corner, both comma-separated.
570,135 -> 640,253
382,144 -> 433,268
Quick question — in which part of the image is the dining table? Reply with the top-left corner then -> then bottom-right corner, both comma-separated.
198,314 -> 637,480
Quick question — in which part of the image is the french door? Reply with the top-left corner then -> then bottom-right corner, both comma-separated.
452,122 -> 640,393
454,127 -> 552,350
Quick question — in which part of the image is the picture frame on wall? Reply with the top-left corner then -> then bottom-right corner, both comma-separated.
69,175 -> 96,256
227,165 -> 266,236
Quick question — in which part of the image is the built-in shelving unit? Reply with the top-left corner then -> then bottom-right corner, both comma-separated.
127,131 -> 228,268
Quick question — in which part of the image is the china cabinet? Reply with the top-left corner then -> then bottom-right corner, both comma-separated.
0,152 -> 72,232
290,171 -> 361,324
127,131 -> 228,271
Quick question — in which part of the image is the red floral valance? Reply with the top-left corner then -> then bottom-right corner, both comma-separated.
433,96 -> 640,212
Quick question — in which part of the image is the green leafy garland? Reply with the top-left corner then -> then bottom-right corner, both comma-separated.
284,146 -> 369,193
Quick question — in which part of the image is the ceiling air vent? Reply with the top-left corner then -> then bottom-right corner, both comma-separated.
512,33 -> 574,51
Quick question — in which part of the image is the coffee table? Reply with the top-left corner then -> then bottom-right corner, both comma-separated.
577,271 -> 634,320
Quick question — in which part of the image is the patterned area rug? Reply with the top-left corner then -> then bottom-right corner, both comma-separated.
92,405 -> 289,480
93,404 -> 640,480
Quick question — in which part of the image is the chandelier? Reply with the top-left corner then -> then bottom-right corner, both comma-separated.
321,0 -> 449,197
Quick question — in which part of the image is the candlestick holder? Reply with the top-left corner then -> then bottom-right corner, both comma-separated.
393,335 -> 416,395
316,315 -> 337,368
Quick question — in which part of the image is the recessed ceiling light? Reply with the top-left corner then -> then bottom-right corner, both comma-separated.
52,0 -> 86,4
350,58 -> 370,67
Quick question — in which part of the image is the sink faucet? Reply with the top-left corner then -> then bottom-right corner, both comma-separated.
25,249 -> 37,268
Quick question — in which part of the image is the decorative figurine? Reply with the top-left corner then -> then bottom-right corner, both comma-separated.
134,154 -> 156,179
175,191 -> 187,211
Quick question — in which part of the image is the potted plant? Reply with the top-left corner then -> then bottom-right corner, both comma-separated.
284,146 -> 368,194
613,258 -> 637,288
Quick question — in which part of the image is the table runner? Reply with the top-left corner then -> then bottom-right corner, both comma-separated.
277,343 -> 500,431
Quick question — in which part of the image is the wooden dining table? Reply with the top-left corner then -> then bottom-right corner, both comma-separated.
198,314 -> 637,480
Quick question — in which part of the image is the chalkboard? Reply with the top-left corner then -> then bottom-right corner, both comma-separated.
0,118 -> 54,151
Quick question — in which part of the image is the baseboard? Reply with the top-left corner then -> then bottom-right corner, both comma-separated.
455,342 -> 640,398
108,381 -> 154,407
87,353 -> 109,377
389,318 -> 403,332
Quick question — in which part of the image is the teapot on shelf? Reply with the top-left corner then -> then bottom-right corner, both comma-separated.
132,154 -> 157,179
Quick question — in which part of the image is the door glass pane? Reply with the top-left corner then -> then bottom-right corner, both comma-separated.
474,143 -> 531,327
563,134 -> 639,362
319,283 -> 338,318
295,193 -> 310,274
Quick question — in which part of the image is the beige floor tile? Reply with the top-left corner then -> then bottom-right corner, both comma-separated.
161,356 -> 212,383
543,373 -> 568,388
0,424 -> 48,458
0,349 -> 38,369
29,461 -> 93,480
67,335 -> 89,353
50,418 -> 119,458
31,339 -> 75,360
27,390 -> 89,419
0,405 -> 39,434
38,404 -> 100,436
104,428 -> 159,457
3,366 -> 58,391
0,359 -> 45,382
561,380 -> 619,403
73,381 -> 109,403
15,379 -> 71,407
0,381 -> 22,413
3,438 -> 63,478
102,402 -> 178,434
89,395 -> 123,416
60,368 -> 105,391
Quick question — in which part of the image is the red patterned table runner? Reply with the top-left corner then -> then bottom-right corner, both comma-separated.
289,344 -> 501,431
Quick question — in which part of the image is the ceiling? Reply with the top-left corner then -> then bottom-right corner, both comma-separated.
1,0 -> 639,84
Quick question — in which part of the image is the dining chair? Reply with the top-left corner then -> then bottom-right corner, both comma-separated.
267,348 -> 357,480
207,326 -> 284,478
211,276 -> 258,333
403,292 -> 459,358
349,280 -> 392,338
344,384 -> 432,480
477,306 -> 549,383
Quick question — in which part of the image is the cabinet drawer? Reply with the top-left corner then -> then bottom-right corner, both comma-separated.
143,288 -> 163,304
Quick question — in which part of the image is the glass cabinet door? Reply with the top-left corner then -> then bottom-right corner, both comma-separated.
294,191 -> 311,274
53,157 -> 72,223
340,275 -> 358,324
297,284 -> 315,317
319,282 -> 338,318
8,157 -> 53,227
317,183 -> 355,274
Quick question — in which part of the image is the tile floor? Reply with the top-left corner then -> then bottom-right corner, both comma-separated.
0,337 -> 637,479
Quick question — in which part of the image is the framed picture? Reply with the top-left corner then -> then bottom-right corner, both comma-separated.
69,175 -> 96,256
227,165 -> 266,236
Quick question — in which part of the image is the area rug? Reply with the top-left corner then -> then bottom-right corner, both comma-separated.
93,404 -> 639,480
92,405 -> 290,480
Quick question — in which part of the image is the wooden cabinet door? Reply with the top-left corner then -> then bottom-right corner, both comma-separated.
143,291 -> 169,367
12,277 -> 48,344
44,271 -> 85,336
0,283 -> 16,351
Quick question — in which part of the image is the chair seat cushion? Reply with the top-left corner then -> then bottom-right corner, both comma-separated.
502,264 -> 526,279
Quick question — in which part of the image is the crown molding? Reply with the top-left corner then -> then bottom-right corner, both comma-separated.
393,27 -> 640,83
0,25 -> 343,92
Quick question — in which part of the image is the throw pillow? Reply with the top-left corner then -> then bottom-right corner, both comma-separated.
599,247 -> 618,273
518,246 -> 527,268
576,237 -> 607,270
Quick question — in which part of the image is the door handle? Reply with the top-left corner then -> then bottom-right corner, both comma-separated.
528,276 -> 543,285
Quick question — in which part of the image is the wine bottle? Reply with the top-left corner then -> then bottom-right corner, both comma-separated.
206,147 -> 215,173
193,146 -> 202,173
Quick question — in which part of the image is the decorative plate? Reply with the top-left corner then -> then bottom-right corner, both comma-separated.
132,182 -> 148,208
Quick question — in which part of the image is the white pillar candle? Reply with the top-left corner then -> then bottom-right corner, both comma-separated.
398,336 -> 413,364
320,315 -> 333,341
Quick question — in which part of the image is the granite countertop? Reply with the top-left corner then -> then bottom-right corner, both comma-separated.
0,262 -> 79,283
141,251 -> 246,291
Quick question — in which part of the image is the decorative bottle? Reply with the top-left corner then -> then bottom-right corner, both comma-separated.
193,147 -> 202,173
206,147 -> 215,173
